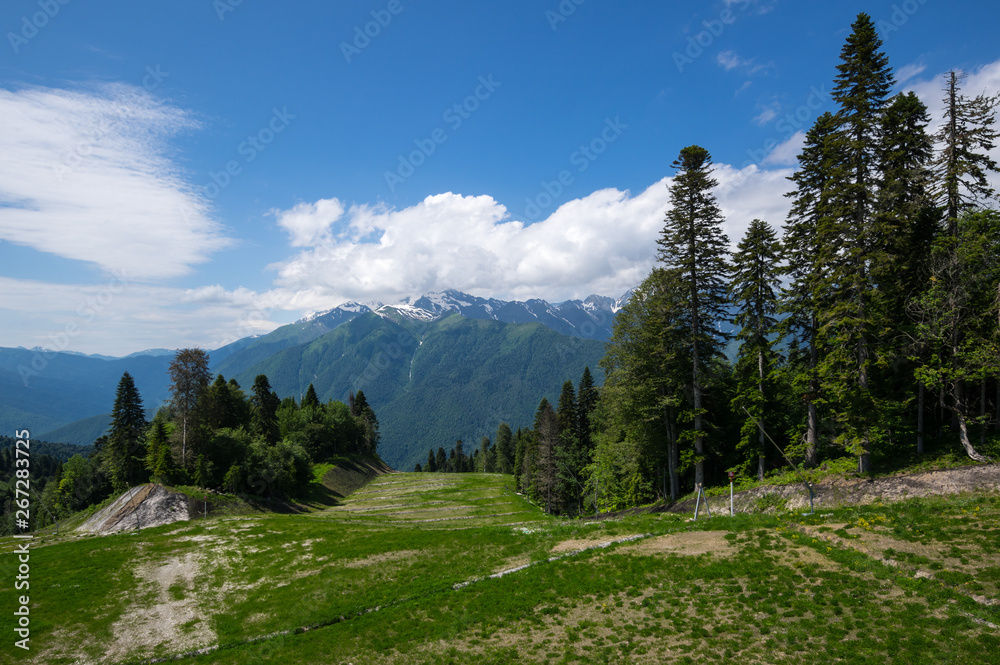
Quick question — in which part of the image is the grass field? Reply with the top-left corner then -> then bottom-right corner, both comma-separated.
2,468 -> 999,664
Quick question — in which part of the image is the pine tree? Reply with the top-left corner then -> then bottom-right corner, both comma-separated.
729,220 -> 783,480
820,12 -> 895,473
427,448 -> 437,472
250,374 -> 281,444
436,447 -> 447,472
781,112 -> 844,468
935,70 -> 1000,237
657,145 -> 732,487
107,371 -> 147,491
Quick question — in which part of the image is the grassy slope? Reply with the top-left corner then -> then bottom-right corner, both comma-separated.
3,470 -> 999,664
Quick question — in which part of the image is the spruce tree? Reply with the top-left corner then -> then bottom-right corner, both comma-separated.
781,112 -> 843,467
436,446 -> 447,472
876,91 -> 938,453
576,367 -> 598,453
427,448 -> 437,472
729,220 -> 782,480
107,371 -> 147,490
250,374 -> 281,444
144,416 -> 173,483
657,145 -> 732,487
821,12 -> 895,473
495,423 -> 513,474
302,383 -> 320,409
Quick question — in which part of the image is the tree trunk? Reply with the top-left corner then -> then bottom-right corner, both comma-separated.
953,405 -> 991,462
693,332 -> 704,488
916,383 -> 925,454
758,348 -> 766,480
995,379 -> 999,433
981,381 -> 988,448
666,410 -> 679,500
858,329 -> 871,474
805,315 -> 819,467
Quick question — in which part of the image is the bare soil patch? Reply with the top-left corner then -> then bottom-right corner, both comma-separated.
619,530 -> 733,558
105,552 -> 215,662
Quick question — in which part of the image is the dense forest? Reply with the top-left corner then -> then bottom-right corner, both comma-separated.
3,347 -> 382,530
506,13 -> 1000,515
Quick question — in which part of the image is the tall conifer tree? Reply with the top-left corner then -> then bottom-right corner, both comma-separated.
820,12 -> 895,472
657,145 -> 732,487
729,220 -> 783,480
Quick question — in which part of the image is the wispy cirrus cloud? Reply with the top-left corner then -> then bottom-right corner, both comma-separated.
0,84 -> 231,280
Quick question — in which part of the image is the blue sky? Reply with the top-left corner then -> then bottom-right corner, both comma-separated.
1,0 -> 998,355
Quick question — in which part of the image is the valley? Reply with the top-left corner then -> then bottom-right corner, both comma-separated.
3,465 -> 998,664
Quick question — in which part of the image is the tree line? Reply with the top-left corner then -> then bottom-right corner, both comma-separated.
510,13 -> 999,515
28,348 -> 382,524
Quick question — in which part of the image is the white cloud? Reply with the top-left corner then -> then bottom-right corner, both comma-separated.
763,130 -> 806,167
0,84 -> 230,280
896,61 -> 927,84
753,105 -> 780,126
717,50 -> 767,75
266,163 -> 796,313
274,198 -> 346,247
0,275 -> 282,356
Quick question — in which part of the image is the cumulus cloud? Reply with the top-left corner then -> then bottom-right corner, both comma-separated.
266,163 -> 796,313
0,84 -> 230,279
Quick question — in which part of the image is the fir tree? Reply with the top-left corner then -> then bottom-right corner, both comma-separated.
820,12 -> 895,473
436,446 -> 447,473
729,220 -> 783,480
250,374 -> 281,444
781,112 -> 844,467
107,371 -> 147,491
427,448 -> 437,472
576,367 -> 599,454
302,383 -> 320,409
495,423 -> 514,474
657,145 -> 732,487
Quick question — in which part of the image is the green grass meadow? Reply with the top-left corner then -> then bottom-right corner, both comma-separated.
2,469 -> 999,664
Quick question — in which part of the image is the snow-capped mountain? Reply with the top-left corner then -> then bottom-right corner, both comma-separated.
303,289 -> 631,340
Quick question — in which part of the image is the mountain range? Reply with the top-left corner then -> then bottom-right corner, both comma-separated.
2,290 -> 629,471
